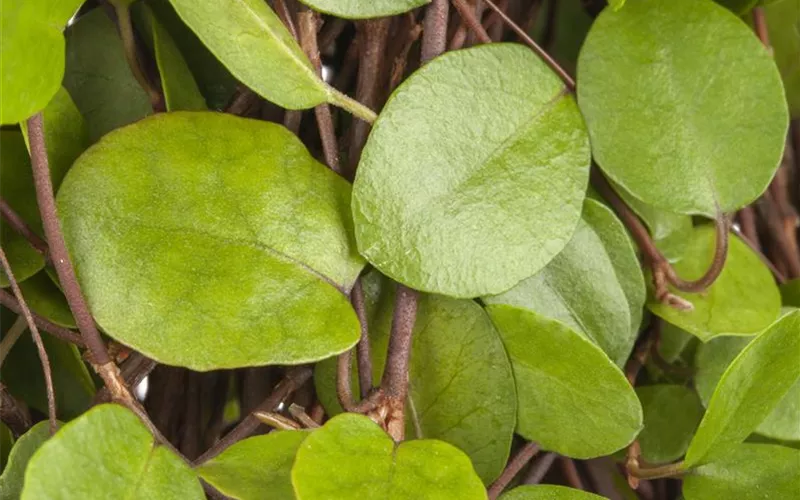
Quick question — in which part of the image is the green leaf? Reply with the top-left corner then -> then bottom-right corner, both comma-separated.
197,431 -> 308,500
529,0 -> 593,77
314,271 -> 516,484
485,199 -> 645,367
166,0 -> 329,110
57,112 -> 364,370
500,485 -> 606,500
0,421 -> 52,500
64,8 -> 152,142
291,413 -> 486,500
657,322 -> 695,363
713,0 -> 759,13
0,423 -> 11,472
781,279 -> 800,307
636,385 -> 704,464
18,272 -> 75,327
0,0 -> 83,124
577,0 -> 788,216
764,0 -> 800,117
608,0 -> 627,9
297,0 -> 429,18
683,444 -> 800,500
647,226 -> 781,341
484,304 -> 642,458
353,44 -> 590,297
21,404 -> 204,499
685,311 -> 800,466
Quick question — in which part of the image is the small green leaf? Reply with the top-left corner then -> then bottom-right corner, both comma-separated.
763,0 -> 800,117
485,304 -> 642,458
21,404 -> 203,499
500,485 -> 606,500
297,0 -> 429,18
0,0 -> 83,123
781,279 -> 800,307
314,271 -> 516,484
485,199 -> 645,367
713,0 -> 759,13
57,112 -> 364,370
685,311 -> 800,467
683,444 -> 800,500
0,421 -> 52,499
19,272 -> 75,327
291,413 -> 486,500
353,44 -> 590,297
577,0 -> 788,216
647,226 -> 781,341
64,8 -> 152,142
636,385 -> 704,464
197,431 -> 309,500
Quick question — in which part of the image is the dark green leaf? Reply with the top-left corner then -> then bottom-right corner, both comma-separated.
0,423 -> 11,472
0,421 -> 51,500
297,0 -> 429,18
636,385 -> 704,463
291,413 -> 486,499
781,279 -> 800,307
19,272 -> 75,327
500,485 -> 606,499
763,0 -> 800,117
657,322 -> 695,363
578,0 -> 788,216
353,44 -> 590,297
57,112 -> 364,370
714,0 -> 759,13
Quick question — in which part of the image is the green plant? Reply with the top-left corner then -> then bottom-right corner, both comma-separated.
0,0 -> 798,498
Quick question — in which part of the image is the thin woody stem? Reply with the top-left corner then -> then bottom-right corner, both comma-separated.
487,441 -> 540,499
351,279 -> 373,400
451,0 -> 493,44
111,1 -> 162,110
421,0 -> 449,64
0,288 -> 85,346
0,199 -> 48,256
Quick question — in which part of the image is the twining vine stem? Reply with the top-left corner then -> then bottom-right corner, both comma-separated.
110,0 -> 162,110
0,289 -> 85,346
487,441 -> 540,499
0,199 -> 49,256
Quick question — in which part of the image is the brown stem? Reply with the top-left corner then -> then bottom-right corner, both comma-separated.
524,452 -> 557,484
336,347 -> 357,410
752,7 -> 771,52
352,279 -> 373,400
487,441 -> 540,499
732,225 -> 788,284
0,199 -> 48,256
737,206 -> 759,250
0,383 -> 32,437
422,0 -> 450,64
0,288 -> 85,346
111,1 -> 161,110
451,0 -> 493,44
625,319 -> 660,386
318,17 -> 348,52
389,22 -> 423,92
288,403 -> 321,429
560,458 -> 585,490
626,442 -> 685,489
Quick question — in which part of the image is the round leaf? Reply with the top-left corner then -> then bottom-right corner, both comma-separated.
291,413 -> 486,500
21,404 -> 204,499
297,0 -> 429,18
685,311 -> 800,467
500,485 -> 606,500
352,43 -> 590,297
636,385 -> 704,464
57,112 -> 365,370
647,226 -> 781,341
0,421 -> 52,499
485,304 -> 642,458
577,0 -> 788,216
197,431 -> 309,500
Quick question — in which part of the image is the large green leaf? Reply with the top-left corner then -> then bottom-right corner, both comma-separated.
353,44 -> 590,297
647,226 -> 781,341
21,404 -> 203,499
685,311 -> 800,466
485,304 -> 642,458
297,0 -> 429,18
197,431 -> 308,500
19,272 -> 75,328
577,0 -> 788,216
64,8 -> 152,142
636,385 -> 704,464
683,444 -> 800,500
0,0 -> 83,124
291,413 -> 485,499
500,485 -> 606,500
764,0 -> 800,116
315,271 -> 516,484
0,421 -> 52,500
485,199 -> 645,367
57,112 -> 364,370
166,0 -> 329,110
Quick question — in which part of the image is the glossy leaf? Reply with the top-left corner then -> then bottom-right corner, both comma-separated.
21,404 -> 203,499
297,0 -> 429,18
764,0 -> 800,117
19,272 -> 75,327
781,279 -> 800,307
57,112 -> 364,370
315,271 -> 516,484
647,226 -> 781,341
683,444 -> 800,500
578,0 -> 788,216
0,421 -> 52,499
500,485 -> 606,500
685,311 -> 800,466
353,44 -> 590,297
0,0 -> 83,124
197,431 -> 308,500
64,8 -> 152,142
485,199 -> 645,367
291,413 -> 485,499
636,385 -> 703,463
167,0 -> 329,109
485,304 -> 642,458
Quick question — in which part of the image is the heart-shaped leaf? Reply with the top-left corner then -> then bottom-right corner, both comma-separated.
0,0 -> 83,124
636,385 -> 704,464
485,199 -> 645,367
0,421 -> 52,499
484,304 -> 642,458
297,0 -> 429,18
314,271 -> 516,484
197,431 -> 309,500
500,485 -> 606,500
353,44 -> 590,297
685,310 -> 800,467
57,112 -> 365,370
763,0 -> 800,117
683,444 -> 800,500
647,226 -> 781,341
291,413 -> 486,499
577,0 -> 788,216
21,404 -> 203,499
